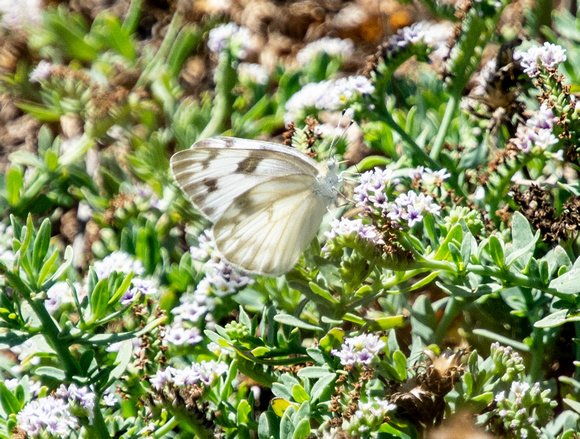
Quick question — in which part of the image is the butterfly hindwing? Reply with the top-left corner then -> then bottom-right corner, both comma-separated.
214,174 -> 327,276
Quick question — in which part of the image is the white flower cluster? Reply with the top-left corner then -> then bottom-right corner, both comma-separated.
17,396 -> 77,438
207,22 -> 254,59
324,218 -> 383,246
94,251 -> 145,280
515,42 -> 567,77
45,282 -> 77,314
331,333 -> 386,366
354,168 -> 400,210
284,75 -> 374,123
0,0 -> 42,30
0,223 -> 15,268
150,360 -> 229,390
92,251 -> 158,306
383,21 -> 453,61
413,166 -> 451,186
512,103 -> 560,155
56,384 -> 96,422
190,229 -> 253,296
353,167 -> 442,227
237,63 -> 269,85
355,398 -> 397,423
296,37 -> 354,66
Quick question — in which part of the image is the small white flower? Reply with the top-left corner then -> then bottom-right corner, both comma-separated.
296,37 -> 354,66
237,63 -> 269,85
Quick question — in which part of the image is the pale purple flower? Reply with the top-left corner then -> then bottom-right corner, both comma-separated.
515,43 -> 567,77
120,289 -> 137,306
17,396 -> 78,438
165,324 -> 203,346
150,361 -> 227,390
207,23 -> 254,59
130,278 -> 157,297
528,103 -> 558,129
539,42 -> 567,69
532,129 -> 559,150
29,60 -> 53,83
325,218 -> 383,245
296,37 -> 354,66
203,259 -> 252,295
45,282 -> 75,314
150,367 -> 175,390
331,333 -> 386,366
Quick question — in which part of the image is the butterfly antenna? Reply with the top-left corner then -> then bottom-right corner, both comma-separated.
328,109 -> 355,157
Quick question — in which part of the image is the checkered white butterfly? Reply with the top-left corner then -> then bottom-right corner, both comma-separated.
170,137 -> 340,276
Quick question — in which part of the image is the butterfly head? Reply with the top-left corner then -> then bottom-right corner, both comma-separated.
315,158 -> 341,202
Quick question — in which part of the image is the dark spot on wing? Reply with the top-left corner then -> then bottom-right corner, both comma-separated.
237,156 -> 262,174
223,137 -> 236,148
203,178 -> 218,192
200,149 -> 219,170
191,192 -> 207,208
203,206 -> 216,218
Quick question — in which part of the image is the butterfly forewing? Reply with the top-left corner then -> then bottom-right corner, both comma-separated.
170,137 -> 320,223
170,136 -> 338,276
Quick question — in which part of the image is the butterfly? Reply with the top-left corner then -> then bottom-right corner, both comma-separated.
170,137 -> 340,276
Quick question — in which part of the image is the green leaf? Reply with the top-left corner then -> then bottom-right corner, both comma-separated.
38,249 -> 59,287
549,269 -> 580,294
108,273 -> 133,306
280,406 -> 296,439
105,340 -> 133,387
297,367 -> 333,378
488,235 -> 505,269
506,212 -> 538,268
32,218 -> 51,271
433,224 -> 462,261
258,411 -> 279,439
292,385 -> 310,403
291,419 -> 311,439
319,328 -> 344,351
237,399 -> 252,424
306,348 -> 325,365
369,315 -> 408,331
308,282 -> 339,304
35,366 -> 67,381
392,350 -> 408,381
0,382 -> 21,415
6,167 -> 23,207
274,314 -> 322,331
309,373 -> 336,403
89,279 -> 110,323
535,310 -> 580,328
48,246 -> 73,285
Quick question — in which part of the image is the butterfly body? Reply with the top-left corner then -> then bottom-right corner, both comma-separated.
170,137 -> 340,276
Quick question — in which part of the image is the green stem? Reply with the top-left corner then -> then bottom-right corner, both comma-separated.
528,327 -> 546,382
154,417 -> 180,438
28,299 -> 82,377
199,50 -> 237,139
87,399 -> 110,438
430,2 -> 507,161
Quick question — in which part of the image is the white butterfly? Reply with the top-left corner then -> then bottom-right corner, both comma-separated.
170,137 -> 340,276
